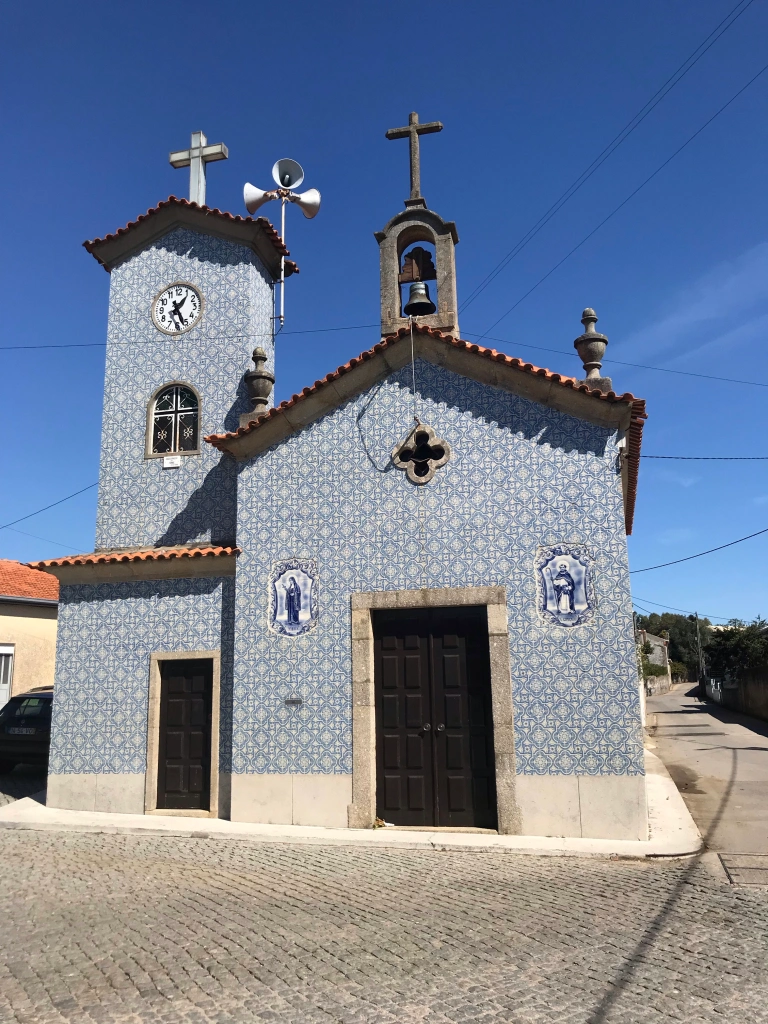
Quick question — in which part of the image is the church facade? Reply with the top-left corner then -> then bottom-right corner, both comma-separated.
32,128 -> 648,839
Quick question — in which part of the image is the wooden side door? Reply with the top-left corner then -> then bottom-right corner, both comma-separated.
157,659 -> 213,811
374,612 -> 434,826
431,614 -> 497,829
373,607 -> 497,829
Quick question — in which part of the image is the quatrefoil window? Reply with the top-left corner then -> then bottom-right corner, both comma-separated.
392,422 -> 451,484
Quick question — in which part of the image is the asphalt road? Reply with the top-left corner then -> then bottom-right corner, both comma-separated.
647,684 -> 768,855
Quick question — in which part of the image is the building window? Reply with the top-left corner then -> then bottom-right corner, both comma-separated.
0,645 -> 14,707
149,384 -> 199,455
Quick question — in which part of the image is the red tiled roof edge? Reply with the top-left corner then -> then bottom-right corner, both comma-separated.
0,559 -> 59,600
625,398 -> 647,536
83,196 -> 294,263
206,324 -> 642,448
28,545 -> 240,570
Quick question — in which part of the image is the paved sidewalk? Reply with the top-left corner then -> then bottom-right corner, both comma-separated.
0,751 -> 700,858
0,827 -> 763,1024
647,684 -> 768,854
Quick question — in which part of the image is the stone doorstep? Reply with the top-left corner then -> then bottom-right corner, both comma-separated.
0,752 -> 702,860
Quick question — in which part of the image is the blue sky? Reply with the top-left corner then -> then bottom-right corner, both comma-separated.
2,0 -> 767,624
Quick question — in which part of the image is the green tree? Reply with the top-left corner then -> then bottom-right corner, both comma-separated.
707,619 -> 768,679
635,612 -> 712,678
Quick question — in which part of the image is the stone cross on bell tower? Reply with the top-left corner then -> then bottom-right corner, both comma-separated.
169,131 -> 229,207
377,111 -> 459,338
385,112 -> 443,208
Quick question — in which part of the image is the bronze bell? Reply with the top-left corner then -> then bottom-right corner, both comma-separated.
403,281 -> 436,317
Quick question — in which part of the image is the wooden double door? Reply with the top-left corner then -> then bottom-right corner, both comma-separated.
157,659 -> 213,811
373,607 -> 497,829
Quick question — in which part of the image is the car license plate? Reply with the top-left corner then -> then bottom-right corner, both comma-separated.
7,727 -> 36,735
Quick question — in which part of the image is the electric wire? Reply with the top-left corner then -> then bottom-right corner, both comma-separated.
0,483 -> 98,533
460,332 -> 768,389
3,526 -> 85,551
460,0 -> 758,313
630,524 -> 768,573
632,594 -> 732,620
5,327 -> 768,391
641,455 -> 768,460
476,59 -> 768,339
0,322 -> 383,351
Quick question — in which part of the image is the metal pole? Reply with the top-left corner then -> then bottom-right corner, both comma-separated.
279,198 -> 286,328
695,612 -> 705,697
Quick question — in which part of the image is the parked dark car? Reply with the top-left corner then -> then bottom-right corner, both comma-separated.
0,688 -> 53,772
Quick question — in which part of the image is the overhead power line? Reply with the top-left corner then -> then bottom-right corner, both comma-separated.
477,58 -> 768,339
632,595 -> 731,621
0,323 -> 382,352
641,455 -> 768,460
460,0 -> 757,313
630,525 -> 768,574
3,526 -> 84,552
0,483 -> 98,533
463,331 -> 768,389
6,325 -> 768,391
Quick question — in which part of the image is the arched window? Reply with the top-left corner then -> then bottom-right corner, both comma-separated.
149,384 -> 199,455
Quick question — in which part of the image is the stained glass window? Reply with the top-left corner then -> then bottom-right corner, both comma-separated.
150,385 -> 199,454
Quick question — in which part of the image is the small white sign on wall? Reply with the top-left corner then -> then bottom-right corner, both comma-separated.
162,455 -> 182,469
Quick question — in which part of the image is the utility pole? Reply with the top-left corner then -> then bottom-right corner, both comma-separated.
695,612 -> 705,698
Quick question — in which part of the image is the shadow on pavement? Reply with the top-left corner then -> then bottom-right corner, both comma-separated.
586,747 -> 738,1024
0,765 -> 47,807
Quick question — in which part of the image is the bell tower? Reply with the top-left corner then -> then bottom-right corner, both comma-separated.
375,112 -> 460,338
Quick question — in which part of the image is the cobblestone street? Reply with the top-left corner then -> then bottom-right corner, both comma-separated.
1,830 -> 767,1024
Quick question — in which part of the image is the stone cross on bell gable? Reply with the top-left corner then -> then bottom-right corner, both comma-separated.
169,131 -> 229,207
385,112 -> 443,206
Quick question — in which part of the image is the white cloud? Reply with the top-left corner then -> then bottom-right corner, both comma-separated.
614,242 -> 768,364
656,527 -> 696,546
754,495 -> 768,506
658,470 -> 700,489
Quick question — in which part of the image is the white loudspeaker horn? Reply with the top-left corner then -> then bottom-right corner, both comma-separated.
290,188 -> 321,219
272,158 -> 304,189
243,183 -> 274,215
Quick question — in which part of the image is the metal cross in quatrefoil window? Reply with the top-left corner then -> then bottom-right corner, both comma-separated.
391,421 -> 451,484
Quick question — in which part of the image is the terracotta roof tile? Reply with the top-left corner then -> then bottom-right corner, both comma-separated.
28,545 -> 240,570
83,196 -> 298,274
207,323 -> 642,441
0,559 -> 59,601
205,323 -> 646,534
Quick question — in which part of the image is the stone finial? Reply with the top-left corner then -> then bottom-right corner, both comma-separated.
239,347 -> 275,427
574,308 -> 612,393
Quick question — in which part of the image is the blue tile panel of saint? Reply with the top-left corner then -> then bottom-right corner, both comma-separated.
231,358 -> 644,778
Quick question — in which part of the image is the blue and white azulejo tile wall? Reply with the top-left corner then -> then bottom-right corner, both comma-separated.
232,358 -> 644,778
95,228 -> 273,552
50,577 -> 235,774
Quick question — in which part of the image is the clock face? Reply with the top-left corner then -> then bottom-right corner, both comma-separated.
151,282 -> 203,335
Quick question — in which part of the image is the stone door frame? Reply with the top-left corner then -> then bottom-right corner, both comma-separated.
145,649 -> 221,818
348,587 -> 521,834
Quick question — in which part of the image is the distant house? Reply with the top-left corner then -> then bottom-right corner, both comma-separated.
0,560 -> 59,706
637,629 -> 672,696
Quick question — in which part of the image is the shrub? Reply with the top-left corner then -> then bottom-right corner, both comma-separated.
643,662 -> 668,678
707,619 -> 768,679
